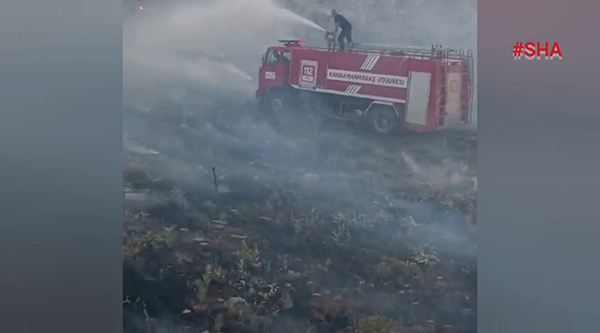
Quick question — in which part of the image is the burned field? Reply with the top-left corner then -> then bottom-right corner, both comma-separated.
123,96 -> 477,333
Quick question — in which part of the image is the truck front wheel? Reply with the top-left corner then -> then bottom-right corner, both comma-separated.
265,90 -> 293,127
264,89 -> 320,135
268,95 -> 285,113
263,90 -> 291,115
367,106 -> 399,135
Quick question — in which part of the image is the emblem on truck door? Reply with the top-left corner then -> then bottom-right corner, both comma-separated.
302,66 -> 314,82
299,60 -> 318,88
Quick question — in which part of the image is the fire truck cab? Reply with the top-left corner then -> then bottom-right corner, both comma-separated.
256,40 -> 474,135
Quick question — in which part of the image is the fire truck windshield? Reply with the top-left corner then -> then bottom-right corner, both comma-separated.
265,51 -> 279,64
263,50 -> 290,66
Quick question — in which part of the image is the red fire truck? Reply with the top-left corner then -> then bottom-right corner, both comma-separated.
256,40 -> 474,134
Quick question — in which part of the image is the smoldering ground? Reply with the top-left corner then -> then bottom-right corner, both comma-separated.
123,100 -> 477,330
123,0 -> 477,332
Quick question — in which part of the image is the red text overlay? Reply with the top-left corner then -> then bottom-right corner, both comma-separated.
513,42 -> 562,60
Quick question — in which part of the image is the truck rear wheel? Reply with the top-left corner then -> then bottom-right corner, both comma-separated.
367,106 -> 399,135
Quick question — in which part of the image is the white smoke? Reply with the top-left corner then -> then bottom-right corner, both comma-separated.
401,150 -> 476,192
123,0 -> 328,98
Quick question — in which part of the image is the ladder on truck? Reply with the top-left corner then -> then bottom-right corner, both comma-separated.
437,49 -> 474,126
350,43 -> 472,62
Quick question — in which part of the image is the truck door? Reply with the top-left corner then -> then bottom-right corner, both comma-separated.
405,71 -> 432,126
258,49 -> 290,91
444,71 -> 463,126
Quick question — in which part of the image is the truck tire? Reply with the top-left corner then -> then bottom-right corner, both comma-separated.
264,90 -> 294,129
265,89 -> 305,134
267,93 -> 286,114
265,90 -> 319,135
262,89 -> 287,112
367,106 -> 399,135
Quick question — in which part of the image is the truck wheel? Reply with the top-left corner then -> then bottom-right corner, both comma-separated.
367,107 -> 398,134
266,90 -> 320,135
265,90 -> 297,131
264,90 -> 290,114
269,96 -> 285,113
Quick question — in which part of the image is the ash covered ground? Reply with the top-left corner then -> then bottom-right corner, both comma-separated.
123,1 -> 477,332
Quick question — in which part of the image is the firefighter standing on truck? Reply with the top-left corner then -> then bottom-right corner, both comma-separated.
330,9 -> 353,51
